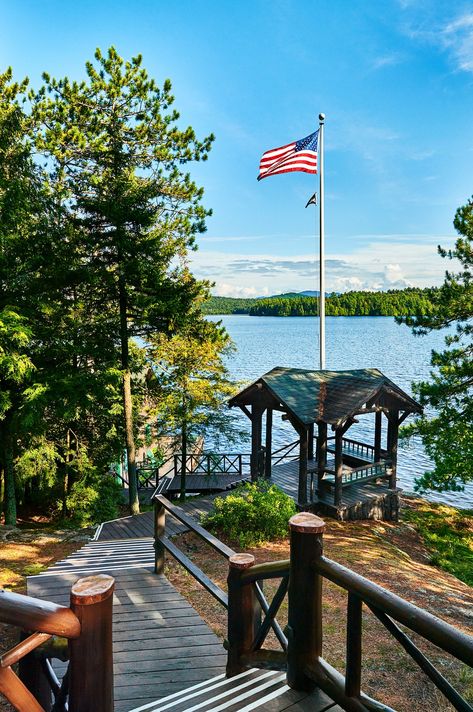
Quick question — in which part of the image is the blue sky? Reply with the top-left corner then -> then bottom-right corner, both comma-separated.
2,0 -> 473,295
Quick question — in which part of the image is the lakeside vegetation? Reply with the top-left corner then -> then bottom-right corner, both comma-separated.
403,498 -> 473,587
203,287 -> 439,316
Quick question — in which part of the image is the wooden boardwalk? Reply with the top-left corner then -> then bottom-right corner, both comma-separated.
27,539 -> 226,711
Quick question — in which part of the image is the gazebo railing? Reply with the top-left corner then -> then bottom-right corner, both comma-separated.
271,440 -> 301,466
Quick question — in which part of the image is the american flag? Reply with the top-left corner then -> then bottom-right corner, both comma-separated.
258,130 -> 318,181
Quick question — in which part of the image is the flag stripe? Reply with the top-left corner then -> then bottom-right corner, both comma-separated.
260,142 -> 296,160
258,130 -> 318,180
259,153 -> 317,179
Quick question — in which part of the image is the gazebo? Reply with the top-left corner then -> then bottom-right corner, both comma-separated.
229,367 -> 422,515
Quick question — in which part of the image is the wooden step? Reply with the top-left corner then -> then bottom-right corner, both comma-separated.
126,667 -> 342,711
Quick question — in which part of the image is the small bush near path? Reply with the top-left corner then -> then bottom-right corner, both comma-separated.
202,480 -> 296,547
402,497 -> 473,586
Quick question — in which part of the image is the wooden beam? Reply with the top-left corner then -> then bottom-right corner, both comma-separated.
298,427 -> 309,508
308,423 -> 315,461
374,410 -> 382,462
397,411 -> 411,426
265,409 -> 273,479
250,406 -> 264,481
238,404 -> 252,420
317,422 -> 328,494
334,429 -> 343,507
387,411 -> 399,489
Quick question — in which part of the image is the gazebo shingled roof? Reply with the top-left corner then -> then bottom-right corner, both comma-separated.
229,366 -> 422,427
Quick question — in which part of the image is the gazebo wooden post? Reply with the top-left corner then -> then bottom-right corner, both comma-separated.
317,422 -> 327,493
250,405 -> 263,481
374,410 -> 382,461
308,423 -> 314,461
334,428 -> 343,507
265,408 -> 273,479
297,425 -> 309,507
387,411 -> 399,489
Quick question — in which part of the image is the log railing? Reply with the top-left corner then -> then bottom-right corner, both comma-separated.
0,575 -> 114,712
227,513 -> 473,711
153,495 -> 286,650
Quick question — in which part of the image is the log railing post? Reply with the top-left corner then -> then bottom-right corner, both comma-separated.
154,498 -> 166,574
345,592 -> 362,698
68,575 -> 114,712
226,553 -> 256,677
287,513 -> 325,692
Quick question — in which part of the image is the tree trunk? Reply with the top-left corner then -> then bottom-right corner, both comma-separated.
62,429 -> 71,518
119,276 -> 139,515
4,427 -> 16,526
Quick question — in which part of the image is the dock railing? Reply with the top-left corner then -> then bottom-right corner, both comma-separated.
0,575 -> 114,712
226,512 -> 473,711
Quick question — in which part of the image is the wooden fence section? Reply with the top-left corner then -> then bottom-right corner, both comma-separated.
0,575 -> 114,712
225,512 -> 473,712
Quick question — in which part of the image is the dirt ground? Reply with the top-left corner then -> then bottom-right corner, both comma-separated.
165,502 -> 473,712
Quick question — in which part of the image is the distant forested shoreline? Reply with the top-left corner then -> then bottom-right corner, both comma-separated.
203,288 -> 439,317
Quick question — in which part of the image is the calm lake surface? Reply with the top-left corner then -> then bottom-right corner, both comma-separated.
208,315 -> 473,509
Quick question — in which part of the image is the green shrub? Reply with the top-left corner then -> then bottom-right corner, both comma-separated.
65,474 -> 122,527
202,480 -> 296,547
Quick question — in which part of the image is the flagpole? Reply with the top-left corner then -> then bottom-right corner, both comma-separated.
318,113 -> 325,370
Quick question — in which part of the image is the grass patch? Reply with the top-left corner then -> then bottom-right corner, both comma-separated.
402,498 -> 473,586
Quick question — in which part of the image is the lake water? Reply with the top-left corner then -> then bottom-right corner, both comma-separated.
207,315 -> 473,509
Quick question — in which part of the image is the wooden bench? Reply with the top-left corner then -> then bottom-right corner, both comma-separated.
319,462 -> 391,491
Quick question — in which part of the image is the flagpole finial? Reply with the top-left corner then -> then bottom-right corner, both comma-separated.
319,113 -> 325,122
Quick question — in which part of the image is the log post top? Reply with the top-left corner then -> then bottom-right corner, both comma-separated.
289,512 -> 325,534
70,575 -> 115,606
229,553 -> 255,570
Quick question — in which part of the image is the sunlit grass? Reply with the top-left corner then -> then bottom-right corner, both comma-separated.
402,499 -> 473,586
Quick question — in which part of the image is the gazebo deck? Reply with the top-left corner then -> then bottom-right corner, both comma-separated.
271,459 -> 397,519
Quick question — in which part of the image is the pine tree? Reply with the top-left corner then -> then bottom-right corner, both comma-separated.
399,197 -> 473,492
32,48 -> 214,513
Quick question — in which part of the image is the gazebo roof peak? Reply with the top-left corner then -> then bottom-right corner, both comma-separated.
229,366 -> 422,427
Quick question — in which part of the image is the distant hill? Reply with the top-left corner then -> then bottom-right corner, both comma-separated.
203,288 -> 438,317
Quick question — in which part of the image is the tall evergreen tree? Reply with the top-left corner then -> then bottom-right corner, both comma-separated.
32,48 -> 214,513
0,69 -> 42,524
399,197 -> 473,492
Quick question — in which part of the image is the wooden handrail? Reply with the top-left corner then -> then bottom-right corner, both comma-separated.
0,590 -> 80,639
240,559 -> 290,584
0,575 -> 115,712
154,495 -> 236,560
316,556 -> 473,667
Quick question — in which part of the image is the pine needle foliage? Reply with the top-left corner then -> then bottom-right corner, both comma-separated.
398,197 -> 473,492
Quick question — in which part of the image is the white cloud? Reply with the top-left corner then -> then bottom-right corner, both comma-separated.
443,13 -> 473,72
372,53 -> 404,70
189,233 -> 456,297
